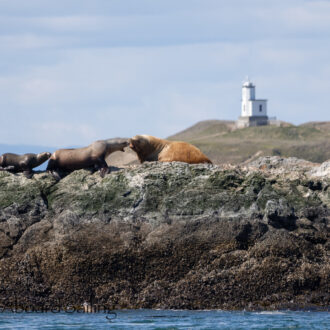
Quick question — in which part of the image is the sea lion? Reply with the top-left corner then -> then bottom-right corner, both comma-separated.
46,139 -> 129,180
129,135 -> 212,164
0,152 -> 51,178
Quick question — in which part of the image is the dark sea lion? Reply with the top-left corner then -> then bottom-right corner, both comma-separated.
0,152 -> 51,178
46,139 -> 129,179
129,135 -> 212,164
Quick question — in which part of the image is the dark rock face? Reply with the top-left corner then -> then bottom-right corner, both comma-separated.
0,157 -> 329,310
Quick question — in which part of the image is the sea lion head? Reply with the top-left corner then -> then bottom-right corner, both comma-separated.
117,140 -> 129,152
38,152 -> 52,162
129,135 -> 153,153
101,139 -> 129,156
129,135 -> 158,163
109,140 -> 129,152
33,152 -> 52,168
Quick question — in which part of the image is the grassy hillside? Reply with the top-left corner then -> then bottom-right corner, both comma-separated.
169,120 -> 330,164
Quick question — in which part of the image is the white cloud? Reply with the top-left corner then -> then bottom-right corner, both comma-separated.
0,0 -> 329,146
283,1 -> 330,30
0,34 -> 63,49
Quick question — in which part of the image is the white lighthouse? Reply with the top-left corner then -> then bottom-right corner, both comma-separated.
237,78 -> 268,128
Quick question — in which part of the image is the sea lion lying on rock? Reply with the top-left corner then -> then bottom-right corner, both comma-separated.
0,152 -> 51,178
129,135 -> 212,164
47,139 -> 128,180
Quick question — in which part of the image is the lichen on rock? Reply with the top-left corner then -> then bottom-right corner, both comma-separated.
0,157 -> 329,310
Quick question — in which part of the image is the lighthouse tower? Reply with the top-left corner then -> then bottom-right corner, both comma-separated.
237,78 -> 268,128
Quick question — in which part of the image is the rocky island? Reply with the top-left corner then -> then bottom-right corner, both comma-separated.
0,157 -> 329,310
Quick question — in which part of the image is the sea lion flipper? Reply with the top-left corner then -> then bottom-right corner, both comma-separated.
1,165 -> 15,171
99,166 -> 110,178
23,170 -> 33,179
51,170 -> 62,181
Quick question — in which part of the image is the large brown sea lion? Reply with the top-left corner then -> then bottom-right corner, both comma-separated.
129,135 -> 212,164
0,152 -> 51,178
46,139 -> 128,180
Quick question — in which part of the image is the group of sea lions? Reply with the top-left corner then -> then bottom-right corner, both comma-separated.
0,135 -> 212,179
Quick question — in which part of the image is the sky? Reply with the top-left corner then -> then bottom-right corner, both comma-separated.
0,0 -> 330,147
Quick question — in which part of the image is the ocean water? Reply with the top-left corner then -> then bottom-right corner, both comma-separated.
0,310 -> 329,329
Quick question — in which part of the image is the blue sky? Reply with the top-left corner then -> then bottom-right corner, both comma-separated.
0,0 -> 330,147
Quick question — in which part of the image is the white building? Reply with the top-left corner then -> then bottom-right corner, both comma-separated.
236,79 -> 268,128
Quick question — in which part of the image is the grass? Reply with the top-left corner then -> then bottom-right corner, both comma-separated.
168,120 -> 330,164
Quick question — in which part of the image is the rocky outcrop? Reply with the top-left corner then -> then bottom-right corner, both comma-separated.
0,157 -> 329,310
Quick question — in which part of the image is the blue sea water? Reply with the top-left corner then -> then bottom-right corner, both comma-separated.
0,310 -> 329,329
